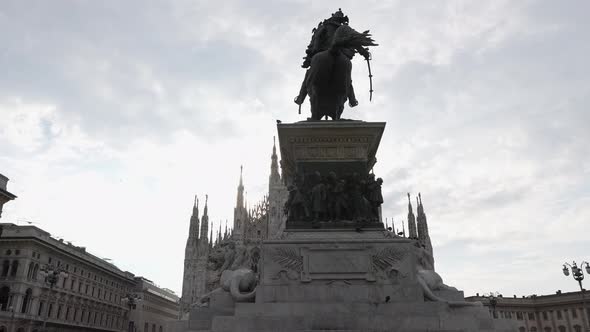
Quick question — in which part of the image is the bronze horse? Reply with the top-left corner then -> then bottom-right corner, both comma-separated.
295,25 -> 377,120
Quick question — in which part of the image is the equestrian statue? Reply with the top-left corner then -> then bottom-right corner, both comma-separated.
294,9 -> 378,120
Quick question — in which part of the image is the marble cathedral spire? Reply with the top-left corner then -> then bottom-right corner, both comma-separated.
187,195 -> 200,245
181,195 -> 201,310
269,136 -> 281,186
233,167 -> 247,242
237,165 -> 245,209
209,225 -> 213,250
224,219 -> 229,240
401,220 -> 406,237
199,194 -> 209,252
407,193 -> 418,239
217,222 -> 222,244
416,193 -> 433,255
268,138 -> 288,239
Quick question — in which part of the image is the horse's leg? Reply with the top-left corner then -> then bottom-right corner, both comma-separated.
309,90 -> 320,120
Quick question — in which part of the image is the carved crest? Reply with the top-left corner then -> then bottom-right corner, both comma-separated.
371,247 -> 407,271
270,247 -> 303,272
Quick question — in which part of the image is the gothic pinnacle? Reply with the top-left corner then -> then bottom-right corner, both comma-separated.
240,165 -> 244,187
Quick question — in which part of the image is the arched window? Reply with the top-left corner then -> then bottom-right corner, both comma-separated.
1,261 -> 9,277
21,288 -> 32,314
27,262 -> 34,279
47,303 -> 54,319
544,327 -> 552,332
9,260 -> 18,277
0,326 -> 5,332
0,286 -> 10,310
159,326 -> 163,332
574,325 -> 582,332
519,328 -> 526,332
558,326 -> 566,332
152,323 -> 156,332
37,301 -> 44,316
16,328 -> 24,332
32,264 -> 39,280
531,328 -> 537,332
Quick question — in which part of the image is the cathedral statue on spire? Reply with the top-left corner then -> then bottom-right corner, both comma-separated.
294,8 -> 378,121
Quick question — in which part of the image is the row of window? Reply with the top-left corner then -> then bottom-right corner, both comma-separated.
39,300 -> 123,329
2,249 -> 132,295
496,308 -> 589,322
48,256 -> 127,290
4,257 -> 130,306
128,321 -> 166,332
520,326 -> 584,332
0,327 -> 27,332
0,260 -> 18,278
3,249 -> 21,256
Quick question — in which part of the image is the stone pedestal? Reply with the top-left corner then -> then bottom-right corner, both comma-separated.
277,121 -> 386,185
258,230 -> 422,304
191,229 -> 508,332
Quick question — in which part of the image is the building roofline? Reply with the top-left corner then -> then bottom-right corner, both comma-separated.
466,290 -> 590,307
0,223 -> 135,281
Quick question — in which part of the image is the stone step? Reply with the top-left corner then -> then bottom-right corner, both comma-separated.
209,302 -> 494,332
234,301 -> 450,316
210,313 -> 441,332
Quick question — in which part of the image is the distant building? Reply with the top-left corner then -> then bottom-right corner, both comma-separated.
466,291 -> 590,332
128,277 -> 179,332
0,223 -> 136,331
180,140 -> 285,309
0,223 -> 179,332
0,174 -> 17,220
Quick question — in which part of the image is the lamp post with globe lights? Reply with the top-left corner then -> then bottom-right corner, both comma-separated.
38,265 -> 68,332
122,293 -> 142,332
8,305 -> 15,332
563,261 -> 590,332
484,292 -> 501,318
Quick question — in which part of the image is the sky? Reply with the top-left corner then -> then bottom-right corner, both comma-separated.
1,1 -> 589,298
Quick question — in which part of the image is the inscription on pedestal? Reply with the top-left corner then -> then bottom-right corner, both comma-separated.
308,249 -> 368,273
301,247 -> 375,282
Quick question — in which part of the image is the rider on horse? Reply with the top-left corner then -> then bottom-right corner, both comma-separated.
294,9 -> 375,120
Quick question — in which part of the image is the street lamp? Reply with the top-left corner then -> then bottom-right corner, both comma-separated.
121,293 -> 142,332
485,292 -> 501,319
8,305 -> 15,332
562,260 -> 590,332
38,265 -> 68,332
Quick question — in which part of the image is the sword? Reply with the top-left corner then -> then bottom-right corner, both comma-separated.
366,52 -> 374,101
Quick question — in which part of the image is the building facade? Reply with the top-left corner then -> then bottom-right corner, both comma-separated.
0,223 -> 136,332
128,277 -> 179,332
466,291 -> 590,332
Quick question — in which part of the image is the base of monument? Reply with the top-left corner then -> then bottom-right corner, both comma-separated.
209,301 -> 498,332
181,230 -> 514,332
